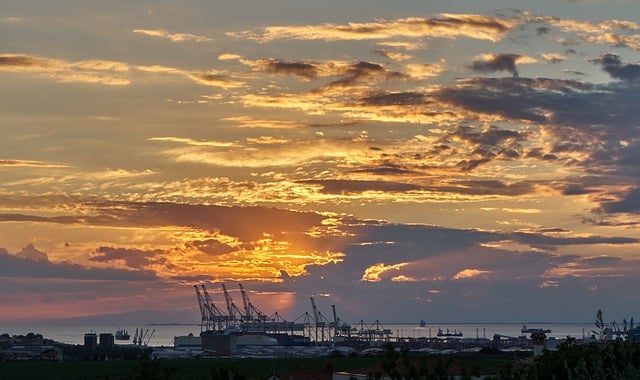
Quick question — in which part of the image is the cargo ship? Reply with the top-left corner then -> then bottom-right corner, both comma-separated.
115,328 -> 130,341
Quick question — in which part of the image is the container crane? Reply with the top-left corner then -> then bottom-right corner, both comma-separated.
238,283 -> 267,323
144,329 -> 155,346
132,328 -> 139,345
201,284 -> 228,331
331,305 -> 350,336
221,283 -> 235,320
221,283 -> 244,327
194,285 -> 209,332
310,297 -> 320,326
239,283 -> 251,320
310,296 -> 331,343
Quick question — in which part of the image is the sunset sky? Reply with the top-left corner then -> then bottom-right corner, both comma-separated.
2,0 -> 640,326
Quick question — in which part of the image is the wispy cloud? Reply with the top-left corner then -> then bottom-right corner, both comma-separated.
135,64 -> 244,88
132,28 -> 212,42
150,137 -> 236,147
373,50 -> 413,62
0,17 -> 24,24
0,159 -> 68,168
224,116 -> 314,129
230,14 -> 517,42
547,17 -> 640,50
0,54 -> 130,85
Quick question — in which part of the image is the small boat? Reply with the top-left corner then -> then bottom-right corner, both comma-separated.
115,328 -> 130,341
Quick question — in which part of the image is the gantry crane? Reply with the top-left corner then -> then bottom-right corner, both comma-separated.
238,283 -> 268,323
201,284 -> 228,331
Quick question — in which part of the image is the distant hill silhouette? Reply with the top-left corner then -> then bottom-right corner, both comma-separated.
6,309 -> 198,327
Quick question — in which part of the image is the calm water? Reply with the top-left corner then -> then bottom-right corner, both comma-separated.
2,322 -> 595,347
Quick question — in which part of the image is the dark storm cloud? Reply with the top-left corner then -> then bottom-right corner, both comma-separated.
242,222 -> 640,322
591,53 -> 640,82
509,231 -> 638,250
445,180 -> 535,196
299,179 -> 422,194
191,72 -> 241,86
16,244 -> 48,262
452,124 -> 525,147
360,91 -> 426,106
433,77 -> 640,180
0,213 -> 81,224
253,58 -> 317,79
524,148 -> 557,161
599,187 -> 640,214
350,164 -> 419,176
0,246 -> 156,280
91,202 -> 326,241
562,183 -> 597,195
536,26 -> 551,35
187,239 -> 236,256
327,61 -> 406,87
444,124 -> 526,170
434,77 -> 560,122
302,178 -> 536,197
564,69 -> 587,76
90,246 -> 166,268
578,256 -> 623,268
0,202 -> 328,246
456,157 -> 493,171
471,54 -> 521,77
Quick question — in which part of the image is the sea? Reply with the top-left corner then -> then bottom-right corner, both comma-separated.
1,322 -> 596,347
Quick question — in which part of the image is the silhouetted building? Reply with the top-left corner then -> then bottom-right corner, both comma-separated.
84,332 -> 97,351
201,332 -> 235,356
99,333 -> 114,349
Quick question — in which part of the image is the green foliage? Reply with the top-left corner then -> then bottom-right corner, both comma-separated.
528,340 -> 640,380
371,343 -> 454,379
209,365 -> 247,380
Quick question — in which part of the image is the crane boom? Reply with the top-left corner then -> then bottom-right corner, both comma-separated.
238,283 -> 251,319
332,305 -> 338,326
310,296 -> 320,326
221,284 -> 233,317
194,285 -> 208,331
133,328 -> 139,345
201,284 -> 228,330
144,329 -> 155,346
202,284 -> 225,316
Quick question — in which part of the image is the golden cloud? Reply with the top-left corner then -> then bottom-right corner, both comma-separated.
362,262 -> 408,282
218,53 -> 242,61
451,268 -> 492,280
